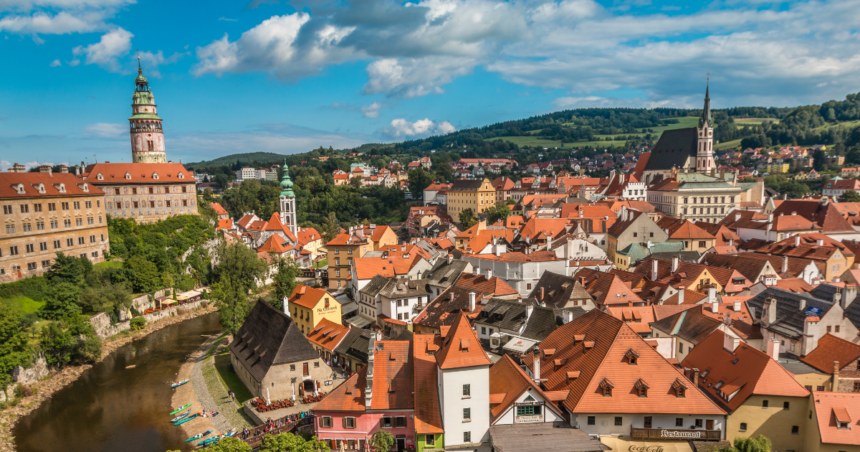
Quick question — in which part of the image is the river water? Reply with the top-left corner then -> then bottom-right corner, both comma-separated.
13,312 -> 222,452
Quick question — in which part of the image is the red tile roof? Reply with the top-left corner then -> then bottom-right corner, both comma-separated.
83,162 -> 196,184
657,217 -> 715,240
414,334 -> 444,434
800,334 -> 860,373
811,392 -> 860,446
489,354 -> 565,422
257,234 -> 292,253
211,202 -> 229,216
306,318 -> 350,352
435,311 -> 492,370
455,273 -> 518,297
0,172 -> 105,198
216,219 -> 233,230
289,285 -> 332,309
353,252 -> 424,280
467,251 -> 559,263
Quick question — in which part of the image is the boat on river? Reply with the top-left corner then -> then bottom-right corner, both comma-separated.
169,403 -> 192,415
169,410 -> 190,423
198,429 -> 235,446
174,413 -> 199,426
185,430 -> 212,442
170,379 -> 189,389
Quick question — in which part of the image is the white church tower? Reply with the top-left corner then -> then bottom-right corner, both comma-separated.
696,82 -> 715,174
279,160 -> 297,236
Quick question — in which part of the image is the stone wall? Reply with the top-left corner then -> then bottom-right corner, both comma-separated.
12,356 -> 48,386
90,299 -> 205,339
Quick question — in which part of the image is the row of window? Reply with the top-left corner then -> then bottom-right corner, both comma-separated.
111,185 -> 189,195
683,196 -> 735,205
683,207 -> 725,215
2,200 -> 98,215
318,415 -> 407,429
1,235 -> 104,257
5,217 -> 102,234
0,251 -> 98,276
108,199 -> 192,209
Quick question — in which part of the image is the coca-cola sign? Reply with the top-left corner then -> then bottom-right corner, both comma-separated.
628,446 -> 663,452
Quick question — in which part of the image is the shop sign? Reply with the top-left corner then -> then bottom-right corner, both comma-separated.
515,415 -> 542,424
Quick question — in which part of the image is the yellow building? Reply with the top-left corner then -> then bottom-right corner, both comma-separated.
767,163 -> 790,174
0,167 -> 110,282
446,178 -> 496,218
803,392 -> 860,452
287,284 -> 342,335
325,224 -> 398,290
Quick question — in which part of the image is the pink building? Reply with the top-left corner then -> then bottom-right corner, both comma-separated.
313,339 -> 416,451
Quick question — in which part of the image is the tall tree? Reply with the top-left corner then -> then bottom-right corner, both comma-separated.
212,243 -> 268,334
841,190 -> 860,202
407,168 -> 433,199
0,305 -> 32,390
485,202 -> 511,224
458,208 -> 476,227
39,283 -> 82,320
270,256 -> 300,310
370,430 -> 395,452
257,432 -> 330,452
321,212 -> 340,242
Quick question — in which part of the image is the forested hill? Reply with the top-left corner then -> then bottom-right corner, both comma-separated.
187,92 -> 860,170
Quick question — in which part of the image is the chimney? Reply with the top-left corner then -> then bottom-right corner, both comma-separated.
283,296 -> 290,316
817,239 -> 824,246
711,299 -> 719,314
473,266 -> 479,276
795,235 -> 801,248
782,255 -> 789,274
833,361 -> 840,392
834,288 -> 842,305
768,213 -> 774,223
724,334 -> 741,352
842,284 -> 857,308
447,254 -> 454,265
692,368 -> 700,386
728,238 -> 734,247
678,285 -> 685,304
562,310 -> 574,324
735,213 -> 741,223
365,336 -> 375,409
672,256 -> 679,273
526,304 -> 534,319
766,338 -> 780,361
709,286 -> 716,304
540,287 -> 545,301
533,345 -> 541,383
765,298 -> 778,326
468,292 -> 476,311
486,268 -> 493,280
651,260 -> 659,281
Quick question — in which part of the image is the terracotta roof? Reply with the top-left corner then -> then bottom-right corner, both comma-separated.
295,227 -> 322,246
435,311 -> 492,370
489,354 -> 566,422
306,318 -> 350,352
582,273 -> 644,306
466,251 -> 559,263
694,223 -> 741,246
289,285 -> 331,309
0,172 -> 105,198
811,392 -> 860,445
456,273 -> 519,297
519,218 -> 572,241
524,310 -> 725,415
464,229 -> 515,253
83,162 -> 196,184
216,219 -> 233,230
237,214 -> 257,229
210,202 -> 229,216
681,330 -> 810,412
662,289 -> 708,305
413,334 -> 444,434
772,200 -> 855,233
657,217 -> 715,240
257,234 -> 291,253
560,204 -> 616,220
262,212 -> 297,242
353,253 -> 424,280
800,334 -> 860,373
774,278 -> 814,293
491,177 -> 515,191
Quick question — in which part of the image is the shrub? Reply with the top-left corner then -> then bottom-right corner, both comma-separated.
130,317 -> 146,330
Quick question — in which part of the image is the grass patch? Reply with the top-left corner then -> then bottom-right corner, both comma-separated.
735,118 -> 780,125
715,139 -> 743,151
94,261 -> 123,270
214,350 -> 254,405
0,295 -> 45,314
312,259 -> 328,269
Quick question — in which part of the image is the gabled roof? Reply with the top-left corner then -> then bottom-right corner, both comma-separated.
435,311 -> 492,370
811,392 -> 860,446
800,334 -> 860,373
745,287 -> 835,340
524,310 -> 725,415
83,162 -> 196,184
210,202 -> 229,216
772,200 -> 855,233
657,217 -> 715,240
650,308 -> 725,345
456,273 -> 518,297
449,179 -> 487,191
681,330 -> 809,413
306,318 -> 350,352
257,234 -> 291,253
228,301 -> 320,382
289,284 -> 332,309
489,354 -> 566,422
413,334 -> 444,434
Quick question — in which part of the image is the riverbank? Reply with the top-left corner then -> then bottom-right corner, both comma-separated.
0,303 -> 217,452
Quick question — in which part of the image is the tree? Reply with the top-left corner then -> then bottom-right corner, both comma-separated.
130,317 -> 146,330
257,432 -> 330,452
407,168 -> 433,199
162,272 -> 175,298
370,430 -> 395,452
78,282 -> 132,314
485,202 -> 511,224
195,437 -> 252,452
841,190 -> 860,202
717,435 -> 772,452
214,173 -> 230,190
0,305 -> 32,390
45,253 -> 88,286
40,316 -> 101,366
270,256 -> 300,310
39,283 -> 82,320
124,256 -> 161,294
212,243 -> 268,334
458,208 -> 475,227
321,212 -> 340,242
813,149 -> 828,172
350,177 -> 362,189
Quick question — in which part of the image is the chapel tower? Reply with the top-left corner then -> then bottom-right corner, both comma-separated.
279,161 -> 297,235
696,82 -> 715,174
129,58 -> 167,163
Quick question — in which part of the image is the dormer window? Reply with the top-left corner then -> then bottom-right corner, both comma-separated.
624,348 -> 639,365
14,183 -> 25,194
178,172 -> 185,180
125,172 -> 132,180
57,183 -> 66,193
80,183 -> 88,192
672,378 -> 687,398
635,378 -> 649,397
96,173 -> 104,181
34,183 -> 45,194
152,172 -> 159,180
598,378 -> 614,397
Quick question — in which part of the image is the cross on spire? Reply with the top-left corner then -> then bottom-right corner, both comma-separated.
136,49 -> 141,73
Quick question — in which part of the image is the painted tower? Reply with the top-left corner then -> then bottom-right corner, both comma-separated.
279,160 -> 297,235
130,58 -> 167,163
696,83 -> 715,174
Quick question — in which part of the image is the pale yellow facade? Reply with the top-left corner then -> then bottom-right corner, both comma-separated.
726,395 -> 809,451
447,178 -> 496,217
290,290 -> 342,335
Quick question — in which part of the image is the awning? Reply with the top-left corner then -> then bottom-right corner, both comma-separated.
503,337 -> 536,354
346,316 -> 373,328
601,436 -> 694,452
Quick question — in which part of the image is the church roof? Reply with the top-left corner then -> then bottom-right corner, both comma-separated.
643,128 -> 698,172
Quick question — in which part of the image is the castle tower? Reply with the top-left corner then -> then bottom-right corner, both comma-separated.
696,82 -> 715,174
279,160 -> 297,235
129,58 -> 167,163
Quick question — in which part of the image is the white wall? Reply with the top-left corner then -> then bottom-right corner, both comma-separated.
570,413 -> 724,438
440,366 -> 491,448
492,388 -> 564,425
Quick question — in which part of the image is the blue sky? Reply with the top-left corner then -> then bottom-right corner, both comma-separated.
1,0 -> 859,167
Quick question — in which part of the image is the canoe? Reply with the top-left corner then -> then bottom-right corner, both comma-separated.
169,410 -> 190,423
198,434 -> 223,446
170,403 -> 192,415
174,413 -> 199,426
170,379 -> 189,389
185,430 -> 212,442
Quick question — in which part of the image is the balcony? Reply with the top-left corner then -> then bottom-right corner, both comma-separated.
631,427 -> 721,441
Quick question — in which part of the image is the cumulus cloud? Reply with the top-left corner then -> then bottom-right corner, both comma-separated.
0,0 -> 135,35
380,118 -> 455,139
363,57 -> 477,99
72,27 -> 132,72
83,122 -> 126,137
360,102 -> 383,119
49,59 -> 61,67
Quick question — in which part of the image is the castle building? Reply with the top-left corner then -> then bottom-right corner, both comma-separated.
130,59 -> 167,164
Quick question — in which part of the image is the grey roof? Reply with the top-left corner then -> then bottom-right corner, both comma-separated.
843,294 -> 860,330
489,422 -> 610,452
520,306 -> 560,342
478,298 -> 528,331
746,287 -> 835,339
359,275 -> 390,297
779,357 -> 827,376
228,301 -> 320,382
527,271 -> 593,310
424,258 -> 469,288
378,278 -> 431,299
643,128 -> 697,171
412,239 -> 442,261
450,179 -> 485,191
333,327 -> 373,364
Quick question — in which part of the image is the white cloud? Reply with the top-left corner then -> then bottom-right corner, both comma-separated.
363,57 -> 476,99
380,118 -> 455,139
0,0 -> 135,35
218,17 -> 237,22
360,102 -> 383,119
83,122 -> 125,137
137,50 -> 187,77
72,27 -> 132,72
67,58 -> 80,66
49,59 -> 61,67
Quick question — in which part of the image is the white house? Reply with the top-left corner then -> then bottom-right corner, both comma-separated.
463,251 -> 568,297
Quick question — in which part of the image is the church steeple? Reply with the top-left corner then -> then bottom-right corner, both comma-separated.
695,80 -> 715,174
129,57 -> 167,163
699,81 -> 712,129
279,160 -> 297,235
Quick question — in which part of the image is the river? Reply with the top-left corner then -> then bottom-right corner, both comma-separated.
13,312 -> 222,452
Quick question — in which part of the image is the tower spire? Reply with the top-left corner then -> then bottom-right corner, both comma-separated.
699,75 -> 712,128
279,158 -> 297,235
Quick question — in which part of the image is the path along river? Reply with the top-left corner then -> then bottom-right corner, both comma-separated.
13,312 -> 222,452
